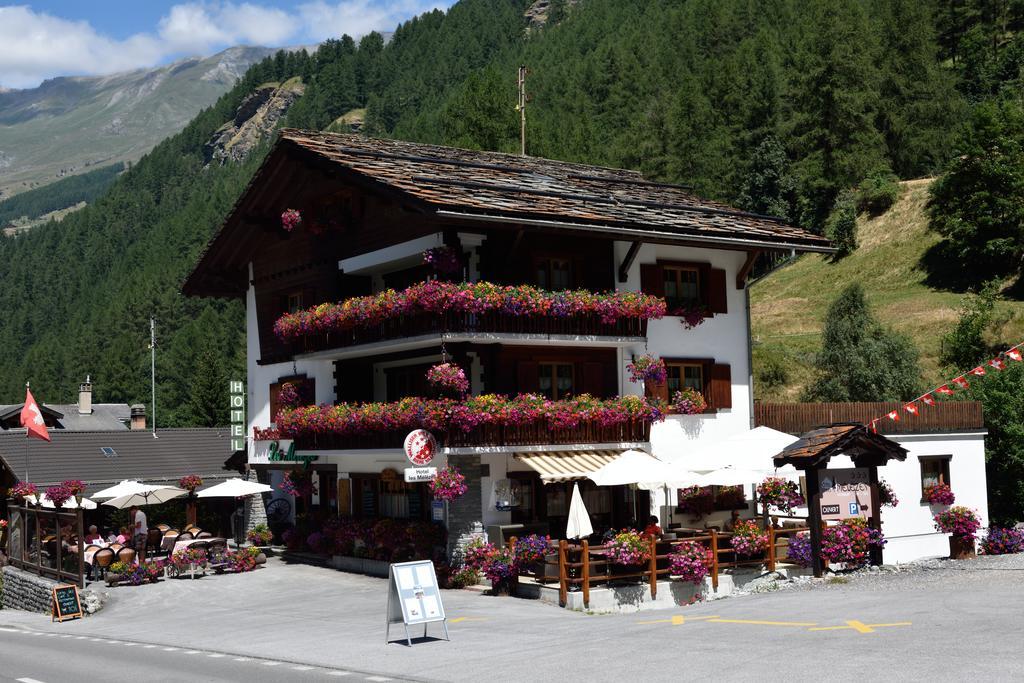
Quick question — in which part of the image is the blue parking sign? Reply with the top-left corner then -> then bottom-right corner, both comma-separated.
849,502 -> 859,515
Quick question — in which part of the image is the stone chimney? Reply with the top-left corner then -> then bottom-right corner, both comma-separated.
78,376 -> 93,415
130,404 -> 146,431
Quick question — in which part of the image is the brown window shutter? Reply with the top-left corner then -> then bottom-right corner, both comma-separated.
708,363 -> 732,410
639,263 -> 664,297
269,382 -> 282,422
581,362 -> 604,397
707,268 -> 728,314
300,377 -> 316,404
517,361 -> 540,394
644,376 -> 670,403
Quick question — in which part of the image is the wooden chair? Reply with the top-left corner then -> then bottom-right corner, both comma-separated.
116,547 -> 136,565
184,525 -> 200,534
109,543 -> 123,553
177,531 -> 194,541
156,524 -> 170,532
161,529 -> 179,555
93,548 -> 115,578
196,531 -> 212,539
147,528 -> 163,554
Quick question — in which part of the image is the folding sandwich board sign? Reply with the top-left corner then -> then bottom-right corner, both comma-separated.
52,584 -> 83,623
386,560 -> 449,646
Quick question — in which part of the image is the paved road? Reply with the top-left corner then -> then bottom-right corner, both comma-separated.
0,625 -> 409,683
2,556 -> 1022,681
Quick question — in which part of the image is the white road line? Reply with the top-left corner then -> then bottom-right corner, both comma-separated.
366,677 -> 392,681
327,673 -> 353,677
89,638 -> 103,642
123,643 -> 136,647
162,647 -> 178,651
0,627 -> 20,633
207,653 -> 225,658
143,644 -> 157,649
233,657 -> 251,662
17,677 -> 47,683
44,633 -> 59,637
292,666 -> 315,671
184,650 -> 201,654
262,661 -> 282,667
75,636 -> 88,640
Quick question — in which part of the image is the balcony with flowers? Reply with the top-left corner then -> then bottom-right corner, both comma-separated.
275,393 -> 664,450
272,280 -> 666,360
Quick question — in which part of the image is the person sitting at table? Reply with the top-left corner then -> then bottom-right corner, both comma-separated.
723,509 -> 743,532
85,525 -> 103,543
112,526 -> 129,544
642,515 -> 663,539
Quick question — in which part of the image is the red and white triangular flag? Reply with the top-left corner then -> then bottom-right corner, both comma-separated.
20,387 -> 50,442
921,394 -> 936,406
970,366 -> 986,376
870,419 -> 878,434
936,385 -> 954,396
904,403 -> 919,415
887,410 -> 900,422
952,376 -> 970,389
1007,348 -> 1022,362
990,358 -> 1006,370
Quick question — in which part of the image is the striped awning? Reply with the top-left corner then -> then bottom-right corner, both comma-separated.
513,450 -> 624,483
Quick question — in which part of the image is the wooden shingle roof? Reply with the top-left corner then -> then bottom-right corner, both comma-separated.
773,423 -> 907,469
280,130 -> 833,251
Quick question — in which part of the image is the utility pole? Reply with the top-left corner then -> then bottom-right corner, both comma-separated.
516,65 -> 528,156
149,317 -> 157,438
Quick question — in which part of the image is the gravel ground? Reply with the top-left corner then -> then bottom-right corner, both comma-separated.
734,552 -> 1024,597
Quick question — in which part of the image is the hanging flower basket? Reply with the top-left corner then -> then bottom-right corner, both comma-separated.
45,483 -> 73,507
627,354 -> 667,383
281,209 -> 302,232
756,477 -> 804,514
278,382 -> 302,409
677,485 -> 714,518
877,479 -> 899,508
430,466 -> 468,501
11,481 -> 38,503
426,363 -> 470,395
423,246 -> 463,275
672,388 -> 707,415
280,469 -> 317,497
178,474 -> 203,494
924,483 -> 955,506
677,307 -> 707,330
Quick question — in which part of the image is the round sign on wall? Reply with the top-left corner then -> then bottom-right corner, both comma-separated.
404,429 -> 437,466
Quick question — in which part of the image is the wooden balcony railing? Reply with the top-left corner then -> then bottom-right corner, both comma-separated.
512,519 -> 811,609
288,311 -> 648,356
291,419 -> 651,450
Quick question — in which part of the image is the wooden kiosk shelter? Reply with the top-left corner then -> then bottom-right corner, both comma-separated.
773,423 -> 907,577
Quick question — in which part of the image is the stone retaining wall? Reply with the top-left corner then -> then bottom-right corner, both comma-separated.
1,565 -> 60,613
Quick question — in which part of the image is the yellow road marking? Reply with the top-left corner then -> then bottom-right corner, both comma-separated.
809,620 -> 911,633
448,617 -> 486,623
708,618 -> 818,627
636,615 -> 718,625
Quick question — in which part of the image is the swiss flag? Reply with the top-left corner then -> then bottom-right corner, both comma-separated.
969,366 -> 986,377
887,410 -> 900,422
20,388 -> 50,442
936,385 -> 954,396
1007,348 -> 1022,362
989,358 -> 1006,371
904,403 -> 919,415
952,376 -> 970,389
921,394 -> 936,406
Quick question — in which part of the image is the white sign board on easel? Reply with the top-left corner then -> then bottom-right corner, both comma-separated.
386,560 -> 449,646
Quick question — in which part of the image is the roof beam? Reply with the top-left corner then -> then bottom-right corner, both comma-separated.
736,250 -> 761,289
618,240 -> 642,282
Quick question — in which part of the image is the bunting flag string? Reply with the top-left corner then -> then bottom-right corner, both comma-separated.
870,340 -> 1024,430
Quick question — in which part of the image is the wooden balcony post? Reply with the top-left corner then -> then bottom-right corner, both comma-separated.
710,529 -> 719,592
767,526 -> 776,573
648,535 -> 658,600
581,539 -> 590,608
558,539 -> 568,607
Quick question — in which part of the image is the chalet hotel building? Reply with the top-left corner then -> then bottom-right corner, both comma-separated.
184,130 -> 832,554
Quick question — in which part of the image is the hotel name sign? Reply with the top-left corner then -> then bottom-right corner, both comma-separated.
249,439 -> 319,466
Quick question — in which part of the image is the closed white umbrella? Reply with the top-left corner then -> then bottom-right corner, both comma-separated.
102,486 -> 186,509
196,478 -> 272,498
40,494 -> 97,510
91,480 -> 146,500
565,483 -> 593,540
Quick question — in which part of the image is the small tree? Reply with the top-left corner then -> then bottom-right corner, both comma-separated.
940,283 -> 1006,371
965,362 -> 1024,524
738,136 -> 799,221
824,191 -> 858,258
803,283 -> 922,402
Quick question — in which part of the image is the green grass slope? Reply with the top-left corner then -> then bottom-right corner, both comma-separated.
750,178 -> 1024,400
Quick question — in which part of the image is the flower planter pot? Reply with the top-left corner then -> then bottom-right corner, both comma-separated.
949,535 -> 976,560
106,573 -> 123,587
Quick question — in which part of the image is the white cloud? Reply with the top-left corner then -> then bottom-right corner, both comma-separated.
0,1 -> 453,89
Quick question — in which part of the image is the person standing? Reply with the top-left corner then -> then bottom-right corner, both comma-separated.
130,505 -> 147,563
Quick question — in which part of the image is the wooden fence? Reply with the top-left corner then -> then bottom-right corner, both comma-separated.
755,401 -> 984,435
511,522 -> 809,609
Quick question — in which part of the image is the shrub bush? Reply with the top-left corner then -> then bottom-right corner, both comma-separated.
824,191 -> 858,257
980,527 -> 1024,555
857,168 -> 900,215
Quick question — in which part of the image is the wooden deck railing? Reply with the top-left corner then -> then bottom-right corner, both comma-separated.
510,521 -> 810,609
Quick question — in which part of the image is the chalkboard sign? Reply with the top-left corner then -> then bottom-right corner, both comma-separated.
52,584 -> 82,623
385,560 -> 449,646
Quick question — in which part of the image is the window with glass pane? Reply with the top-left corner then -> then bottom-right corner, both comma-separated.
666,363 -> 704,394
547,486 -> 569,516
287,292 -> 304,313
663,266 -> 700,310
920,457 -> 951,495
539,363 -> 574,399
535,257 -> 573,290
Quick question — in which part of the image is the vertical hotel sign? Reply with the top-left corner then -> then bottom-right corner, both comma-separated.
229,380 -> 245,451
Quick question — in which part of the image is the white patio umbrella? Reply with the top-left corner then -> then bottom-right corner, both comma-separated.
40,494 -> 98,510
91,480 -> 146,500
588,450 -> 675,487
679,426 -> 800,473
102,486 -> 186,509
565,482 -> 593,540
196,478 -> 272,498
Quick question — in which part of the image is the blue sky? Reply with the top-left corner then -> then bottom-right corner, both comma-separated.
0,2 -> 454,89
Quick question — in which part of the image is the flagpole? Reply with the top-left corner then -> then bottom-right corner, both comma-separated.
24,381 -> 29,481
